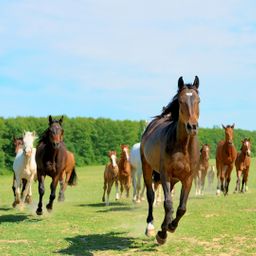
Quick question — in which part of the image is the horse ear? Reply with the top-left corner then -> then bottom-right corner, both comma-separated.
231,123 -> 235,129
222,124 -> 226,129
178,76 -> 184,90
193,76 -> 199,89
49,115 -> 53,125
59,115 -> 64,125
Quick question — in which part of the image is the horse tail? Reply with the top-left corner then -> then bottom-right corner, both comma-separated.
68,167 -> 78,186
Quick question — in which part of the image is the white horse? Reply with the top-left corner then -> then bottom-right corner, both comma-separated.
12,131 -> 37,207
130,143 -> 146,202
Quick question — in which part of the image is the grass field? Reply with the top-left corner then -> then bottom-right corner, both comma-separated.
0,160 -> 256,256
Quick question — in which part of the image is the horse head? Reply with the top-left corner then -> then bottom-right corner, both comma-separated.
241,138 -> 251,157
178,76 -> 200,136
200,144 -> 210,161
13,136 -> 24,154
108,151 -> 118,167
222,124 -> 235,144
23,131 -> 37,157
48,115 -> 64,149
121,144 -> 130,161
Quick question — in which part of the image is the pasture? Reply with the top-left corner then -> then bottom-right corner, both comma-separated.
0,160 -> 256,256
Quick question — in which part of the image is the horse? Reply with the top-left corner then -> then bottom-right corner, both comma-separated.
216,124 -> 237,196
207,165 -> 215,190
118,144 -> 131,198
130,143 -> 145,203
12,131 -> 37,207
12,137 -> 27,199
58,150 -> 77,201
194,144 -> 210,195
234,138 -> 251,193
102,151 -> 119,206
141,76 -> 200,245
35,115 -> 77,215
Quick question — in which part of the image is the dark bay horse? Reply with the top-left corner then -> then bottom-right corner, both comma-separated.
36,115 -> 76,215
194,144 -> 210,195
216,124 -> 237,196
118,144 -> 131,198
141,76 -> 200,245
234,138 -> 251,193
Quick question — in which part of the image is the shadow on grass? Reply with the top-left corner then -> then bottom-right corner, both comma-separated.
0,207 -> 12,211
57,232 -> 158,256
78,201 -> 128,208
0,213 -> 42,223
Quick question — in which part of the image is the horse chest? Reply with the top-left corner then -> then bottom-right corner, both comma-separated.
169,153 -> 191,178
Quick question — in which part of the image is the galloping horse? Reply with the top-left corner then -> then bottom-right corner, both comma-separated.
13,131 -> 37,207
216,124 -> 237,196
36,115 -> 76,215
130,143 -> 145,202
102,151 -> 119,206
141,76 -> 200,245
118,144 -> 131,198
58,150 -> 77,202
234,138 -> 251,193
194,144 -> 210,195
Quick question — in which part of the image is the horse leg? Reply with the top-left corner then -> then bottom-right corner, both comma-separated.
46,176 -> 58,212
131,167 -> 137,202
12,177 -> 21,207
141,154 -> 155,237
216,163 -> 221,195
224,166 -> 232,196
36,174 -> 45,215
242,170 -> 249,192
106,180 -> 114,206
168,175 -> 193,233
201,170 -> 207,195
156,173 -> 173,245
102,177 -> 107,202
12,173 -> 16,198
235,170 -> 241,193
125,175 -> 131,198
25,178 -> 33,204
136,172 -> 142,202
115,178 -> 119,200
58,173 -> 66,202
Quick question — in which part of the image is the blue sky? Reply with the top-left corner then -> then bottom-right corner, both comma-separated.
0,1 -> 256,130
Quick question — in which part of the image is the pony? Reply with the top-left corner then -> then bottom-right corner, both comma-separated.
130,143 -> 145,203
118,144 -> 131,198
58,150 -> 77,201
207,165 -> 215,190
216,124 -> 237,196
194,144 -> 210,195
102,151 -> 119,206
12,131 -> 37,207
234,138 -> 251,193
35,115 -> 76,215
141,76 -> 200,245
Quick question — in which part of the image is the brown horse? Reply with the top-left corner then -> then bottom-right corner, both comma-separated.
58,150 -> 77,201
102,151 -> 119,206
234,138 -> 251,193
118,144 -> 131,198
141,76 -> 200,245
194,144 -> 210,195
35,115 -> 76,215
216,124 -> 237,196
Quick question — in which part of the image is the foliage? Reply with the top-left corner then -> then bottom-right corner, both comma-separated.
0,116 -> 255,172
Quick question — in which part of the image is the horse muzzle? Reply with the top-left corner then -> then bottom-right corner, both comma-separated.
52,142 -> 61,149
186,122 -> 198,136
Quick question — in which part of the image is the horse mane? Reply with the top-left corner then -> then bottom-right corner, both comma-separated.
155,84 -> 199,122
38,128 -> 50,144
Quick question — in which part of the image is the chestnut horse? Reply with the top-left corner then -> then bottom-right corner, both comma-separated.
102,151 -> 119,206
216,124 -> 237,196
141,76 -> 200,245
234,138 -> 251,193
35,115 -> 76,215
118,144 -> 131,198
194,144 -> 210,195
58,150 -> 77,202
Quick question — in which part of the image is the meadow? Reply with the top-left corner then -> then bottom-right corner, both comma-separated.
0,160 -> 256,256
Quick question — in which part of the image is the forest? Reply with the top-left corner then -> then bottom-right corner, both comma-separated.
0,116 -> 255,173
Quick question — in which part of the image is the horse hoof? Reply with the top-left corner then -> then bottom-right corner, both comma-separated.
46,204 -> 52,212
168,224 -> 176,233
25,196 -> 32,204
12,202 -> 17,208
145,223 -> 155,237
36,209 -> 43,215
58,197 -> 64,202
156,231 -> 167,245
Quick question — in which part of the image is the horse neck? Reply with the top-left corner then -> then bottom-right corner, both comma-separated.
176,120 -> 192,154
224,142 -> 236,159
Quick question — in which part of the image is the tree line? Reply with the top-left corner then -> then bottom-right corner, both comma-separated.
0,116 -> 255,173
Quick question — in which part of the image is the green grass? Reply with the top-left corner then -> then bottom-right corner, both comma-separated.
1,161 -> 256,255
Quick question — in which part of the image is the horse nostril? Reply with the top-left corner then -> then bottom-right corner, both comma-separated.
192,124 -> 197,130
186,123 -> 192,131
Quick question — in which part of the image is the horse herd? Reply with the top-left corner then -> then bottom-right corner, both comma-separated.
10,76 -> 252,245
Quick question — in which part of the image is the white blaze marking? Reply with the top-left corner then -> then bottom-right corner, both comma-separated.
186,92 -> 193,96
111,155 -> 117,167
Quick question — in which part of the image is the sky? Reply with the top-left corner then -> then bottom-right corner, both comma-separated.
0,1 -> 256,130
